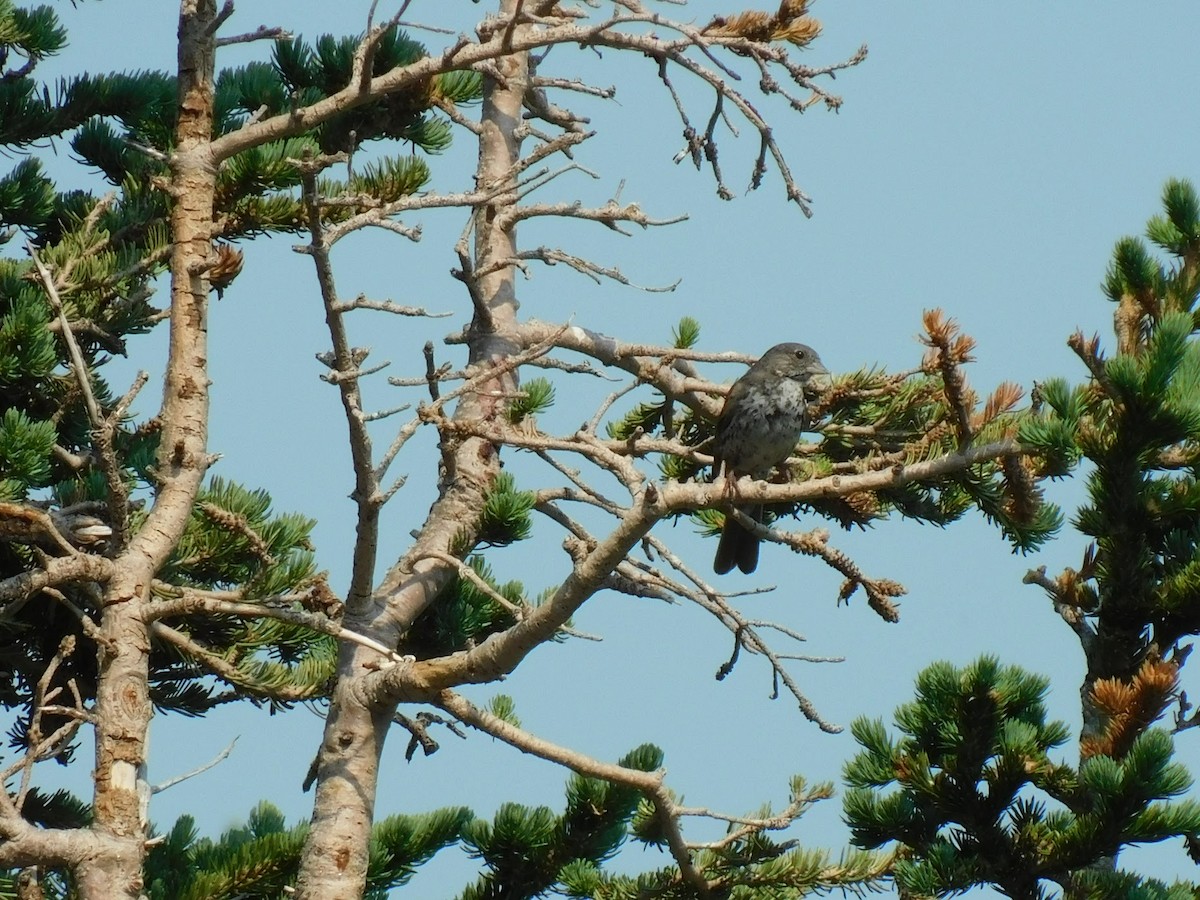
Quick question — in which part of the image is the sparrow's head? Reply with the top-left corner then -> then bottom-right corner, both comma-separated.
756,342 -> 832,394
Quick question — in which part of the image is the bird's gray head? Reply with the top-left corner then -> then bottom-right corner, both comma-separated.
753,343 -> 832,394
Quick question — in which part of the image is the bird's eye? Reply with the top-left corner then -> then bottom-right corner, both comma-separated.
793,348 -> 807,360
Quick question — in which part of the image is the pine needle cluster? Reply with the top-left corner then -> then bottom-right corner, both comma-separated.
844,657 -> 1200,898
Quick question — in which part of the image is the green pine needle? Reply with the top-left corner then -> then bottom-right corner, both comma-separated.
672,316 -> 700,349
506,377 -> 555,424
4,3 -> 67,61
0,158 -> 54,227
436,69 -> 484,104
0,407 -> 54,497
1104,236 -> 1159,303
488,694 -> 520,727
348,155 -> 433,202
477,472 -> 534,546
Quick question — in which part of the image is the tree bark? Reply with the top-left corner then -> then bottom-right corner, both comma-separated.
295,3 -> 529,896
78,2 -> 218,896
80,574 -> 153,899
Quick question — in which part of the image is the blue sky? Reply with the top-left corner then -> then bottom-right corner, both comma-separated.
19,1 -> 1200,896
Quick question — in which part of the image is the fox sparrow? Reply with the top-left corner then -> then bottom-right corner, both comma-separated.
710,343 -> 831,574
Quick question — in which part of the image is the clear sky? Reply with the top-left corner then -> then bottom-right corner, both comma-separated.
19,1 -> 1200,896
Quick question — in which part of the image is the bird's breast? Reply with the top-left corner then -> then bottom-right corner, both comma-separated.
713,380 -> 809,476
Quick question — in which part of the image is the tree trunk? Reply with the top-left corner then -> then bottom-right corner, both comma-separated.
81,576 -> 153,899
295,3 -> 529,895
294,643 -> 394,898
76,1 -> 219,896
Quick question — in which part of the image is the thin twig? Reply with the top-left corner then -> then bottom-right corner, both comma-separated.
152,738 -> 239,793
27,244 -> 101,427
216,25 -> 292,47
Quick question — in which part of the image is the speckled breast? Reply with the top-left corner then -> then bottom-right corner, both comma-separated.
713,379 -> 808,477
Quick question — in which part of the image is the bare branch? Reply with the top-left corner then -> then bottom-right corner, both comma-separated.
376,324 -> 571,483
41,587 -> 108,650
641,535 -> 844,732
151,737 -> 238,793
420,550 -> 526,619
368,438 -> 1019,710
330,295 -> 453,318
11,636 -> 85,809
209,8 -> 863,217
678,784 -> 831,851
494,246 -> 682,291
26,245 -> 107,425
423,342 -> 444,402
144,587 -> 407,667
215,25 -> 292,47
740,516 -> 904,623
0,555 -> 113,605
0,502 -> 81,557
202,0 -> 234,37
299,171 -> 382,609
499,197 -> 688,232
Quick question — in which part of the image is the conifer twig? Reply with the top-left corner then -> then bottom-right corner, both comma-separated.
922,309 -> 976,449
149,623 -> 329,702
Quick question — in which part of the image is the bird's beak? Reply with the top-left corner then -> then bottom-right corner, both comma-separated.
808,369 -> 833,394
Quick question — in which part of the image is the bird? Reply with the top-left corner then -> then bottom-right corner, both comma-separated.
710,342 -> 831,575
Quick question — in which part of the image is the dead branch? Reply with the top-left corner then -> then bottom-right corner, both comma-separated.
151,737 -> 238,793
215,25 -> 292,47
144,587 -> 407,666
330,295 -> 453,318
299,172 -> 384,609
209,4 -> 864,217
0,555 -> 114,605
10,636 -> 85,810
366,438 -> 1020,709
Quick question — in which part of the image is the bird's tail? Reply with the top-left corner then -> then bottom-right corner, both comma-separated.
714,504 -> 763,575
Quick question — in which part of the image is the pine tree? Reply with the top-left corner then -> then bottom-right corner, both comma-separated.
0,1 -> 477,894
845,657 -> 1200,897
0,2 -> 1110,897
844,181 -> 1200,897
0,0 -> 475,749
